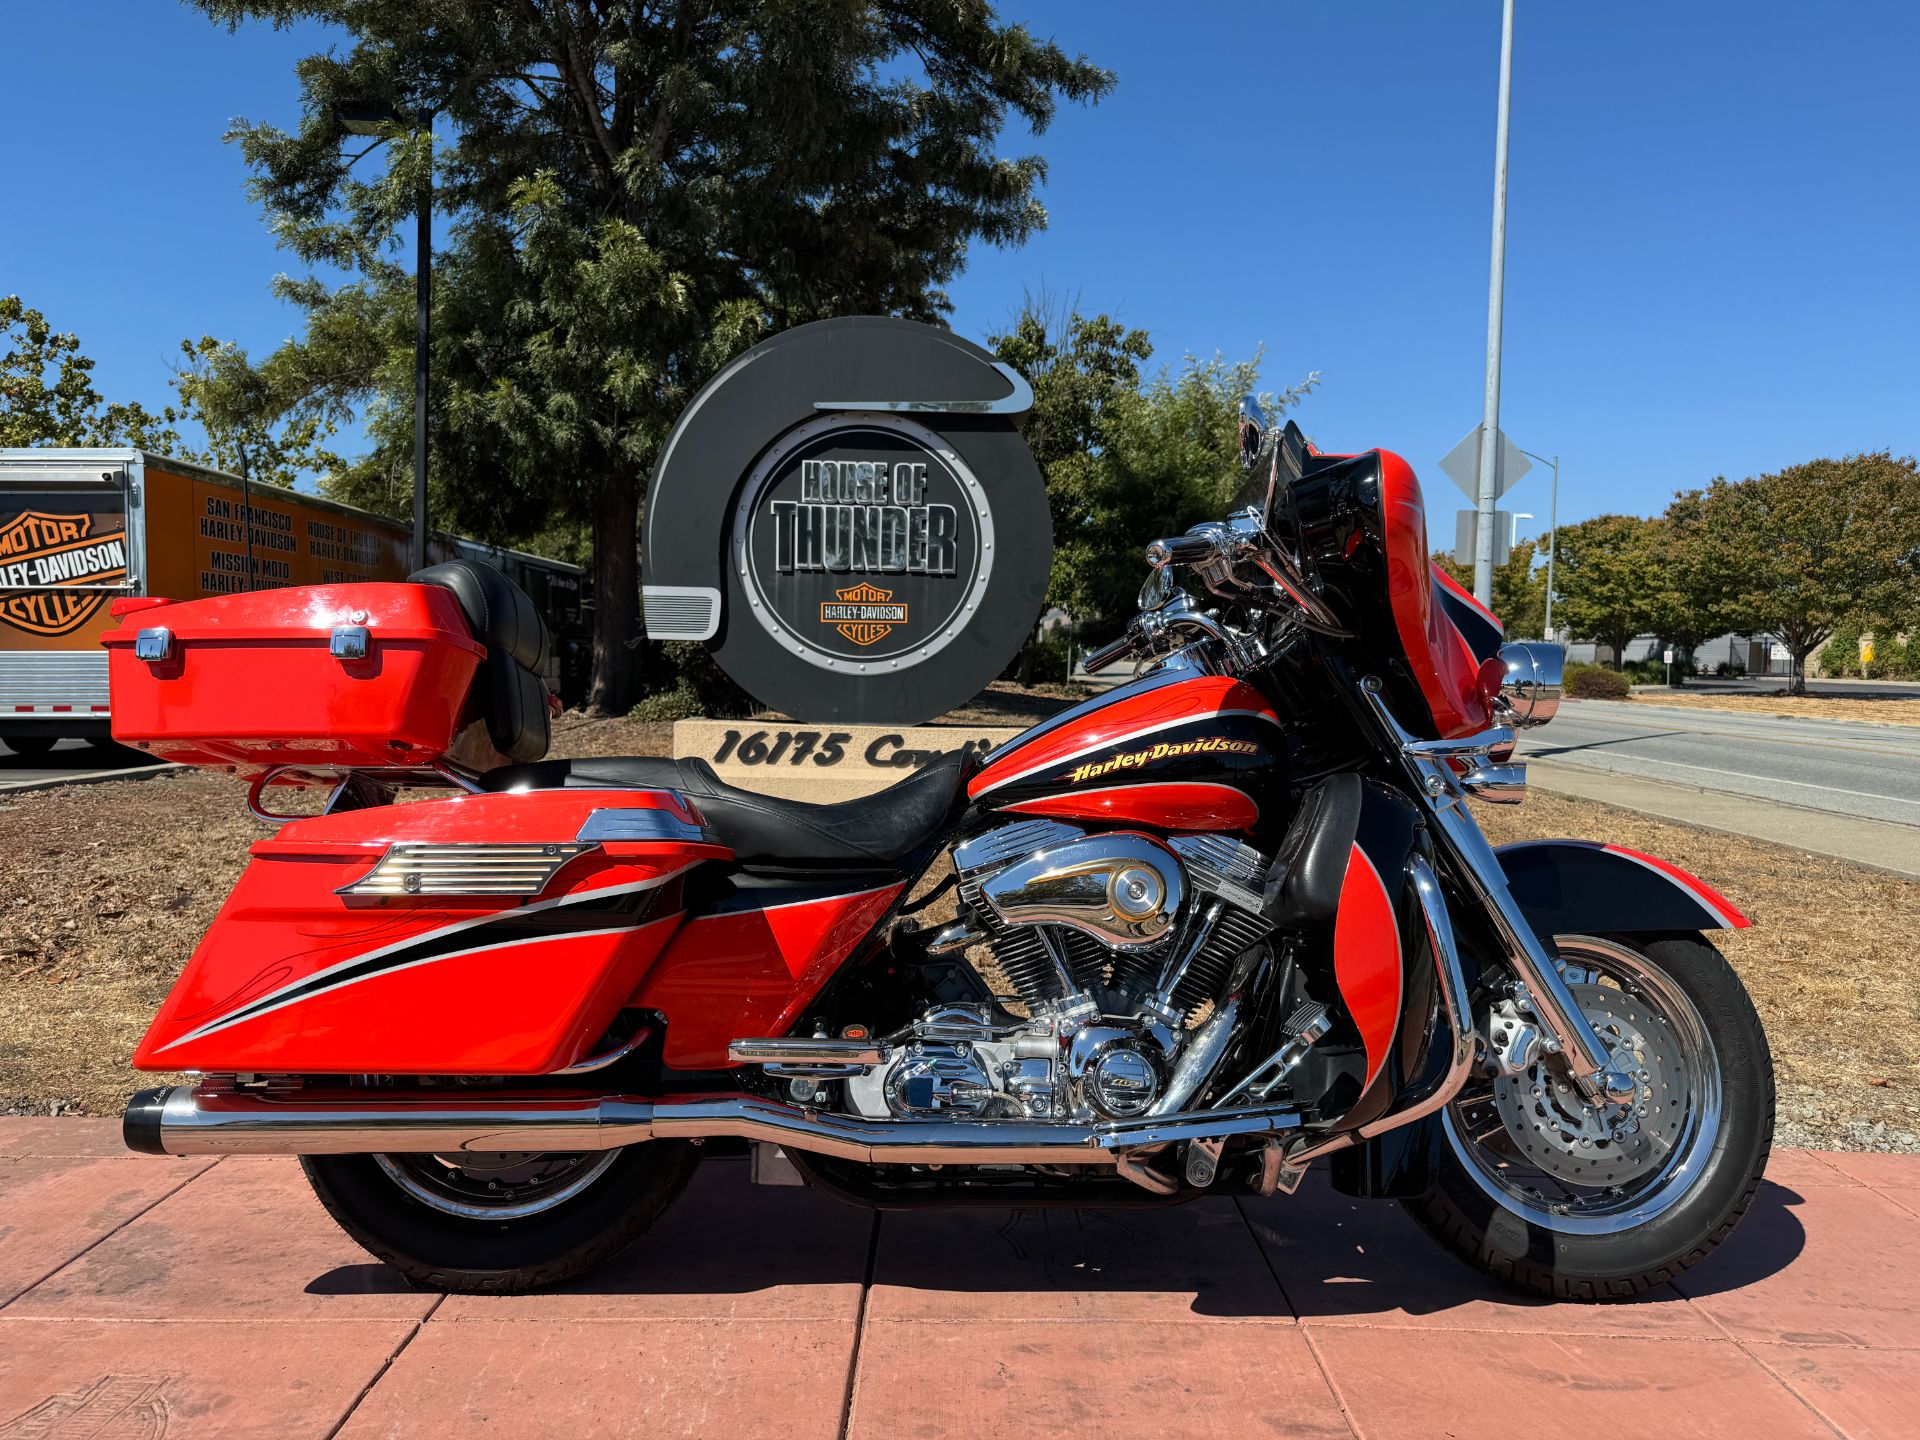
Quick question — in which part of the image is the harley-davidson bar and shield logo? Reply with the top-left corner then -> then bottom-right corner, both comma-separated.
820,582 -> 908,646
0,511 -> 130,637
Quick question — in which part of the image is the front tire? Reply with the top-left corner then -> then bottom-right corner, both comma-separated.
302,1142 -> 700,1294
1408,933 -> 1773,1300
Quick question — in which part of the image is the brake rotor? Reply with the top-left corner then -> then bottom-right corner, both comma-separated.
1491,982 -> 1688,1187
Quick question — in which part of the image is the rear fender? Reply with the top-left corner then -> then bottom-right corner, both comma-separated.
1496,840 -> 1751,937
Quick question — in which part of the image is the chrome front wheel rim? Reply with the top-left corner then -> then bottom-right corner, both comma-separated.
1442,935 -> 1724,1237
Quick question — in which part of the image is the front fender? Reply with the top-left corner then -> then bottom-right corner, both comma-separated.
1496,839 -> 1750,938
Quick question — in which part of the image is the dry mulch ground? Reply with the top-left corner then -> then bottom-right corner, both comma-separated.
1623,690 -> 1920,727
4,702 -> 1915,1152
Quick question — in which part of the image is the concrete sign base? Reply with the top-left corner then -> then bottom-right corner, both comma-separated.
672,718 -> 1023,802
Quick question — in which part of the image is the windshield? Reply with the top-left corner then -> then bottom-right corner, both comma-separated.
1237,419 -> 1311,529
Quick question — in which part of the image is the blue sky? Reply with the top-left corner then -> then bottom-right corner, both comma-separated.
5,2 -> 1916,543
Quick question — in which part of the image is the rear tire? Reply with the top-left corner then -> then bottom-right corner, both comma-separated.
1407,932 -> 1773,1300
301,1142 -> 700,1294
3,735 -> 58,758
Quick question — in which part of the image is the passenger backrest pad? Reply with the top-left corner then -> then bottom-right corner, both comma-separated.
409,560 -> 552,765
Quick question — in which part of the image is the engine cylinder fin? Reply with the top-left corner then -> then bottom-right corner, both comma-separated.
1168,905 -> 1273,1019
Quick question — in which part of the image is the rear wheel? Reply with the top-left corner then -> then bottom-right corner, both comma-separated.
1408,933 -> 1773,1299
301,1141 -> 700,1294
3,735 -> 58,758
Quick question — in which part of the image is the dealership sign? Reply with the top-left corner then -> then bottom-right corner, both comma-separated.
643,317 -> 1051,724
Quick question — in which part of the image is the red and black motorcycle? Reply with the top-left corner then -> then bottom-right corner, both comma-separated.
112,411 -> 1772,1298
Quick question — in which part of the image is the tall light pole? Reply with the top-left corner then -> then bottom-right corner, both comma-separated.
1519,448 -> 1559,640
1473,0 -> 1517,605
338,101 -> 432,575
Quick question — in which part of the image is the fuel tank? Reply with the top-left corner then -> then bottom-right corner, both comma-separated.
967,665 -> 1284,833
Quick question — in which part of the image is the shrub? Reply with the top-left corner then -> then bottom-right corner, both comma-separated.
998,635 -> 1072,685
627,641 -> 755,721
1819,625 -> 1863,679
627,683 -> 709,722
1625,657 -> 1691,685
1565,663 -> 1631,699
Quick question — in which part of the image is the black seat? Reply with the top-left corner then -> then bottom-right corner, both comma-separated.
481,749 -> 977,868
410,560 -> 551,765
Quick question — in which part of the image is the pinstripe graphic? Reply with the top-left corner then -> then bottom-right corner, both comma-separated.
155,866 -> 697,1052
1599,845 -> 1750,929
970,709 -> 1283,798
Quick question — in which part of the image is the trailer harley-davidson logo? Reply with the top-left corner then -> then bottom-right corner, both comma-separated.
819,582 -> 908,647
1070,735 -> 1261,784
0,511 -> 129,636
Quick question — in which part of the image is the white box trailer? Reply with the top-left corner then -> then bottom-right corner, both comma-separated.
0,448 -> 588,754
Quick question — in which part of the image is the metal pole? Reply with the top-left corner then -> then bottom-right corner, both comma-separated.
1474,0 -> 1516,605
1542,452 -> 1558,640
411,127 -> 431,575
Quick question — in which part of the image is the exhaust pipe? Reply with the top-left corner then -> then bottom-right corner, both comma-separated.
125,1084 -> 1301,1166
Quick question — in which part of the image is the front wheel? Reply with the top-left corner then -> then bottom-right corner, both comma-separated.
1408,932 -> 1773,1300
302,1141 -> 700,1294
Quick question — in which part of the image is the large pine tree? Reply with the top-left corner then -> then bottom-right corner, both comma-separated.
190,0 -> 1110,709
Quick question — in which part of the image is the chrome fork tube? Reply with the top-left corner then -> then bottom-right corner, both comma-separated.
1360,679 -> 1628,1107
1420,785 -> 1621,1100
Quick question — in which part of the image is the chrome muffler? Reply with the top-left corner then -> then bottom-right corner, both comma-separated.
125,1084 -> 1302,1165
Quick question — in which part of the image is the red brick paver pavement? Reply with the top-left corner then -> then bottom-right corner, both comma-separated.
1,1117 -> 1916,1438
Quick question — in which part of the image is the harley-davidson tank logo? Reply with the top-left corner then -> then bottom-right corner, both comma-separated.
1070,736 -> 1260,784
819,581 -> 908,647
0,511 -> 129,637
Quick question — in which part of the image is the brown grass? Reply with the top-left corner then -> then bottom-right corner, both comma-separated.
1622,691 -> 1920,727
4,706 -> 1914,1147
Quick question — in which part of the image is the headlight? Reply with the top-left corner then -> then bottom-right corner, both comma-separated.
1498,642 -> 1563,727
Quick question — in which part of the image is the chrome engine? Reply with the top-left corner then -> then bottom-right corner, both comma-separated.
844,819 -> 1277,1125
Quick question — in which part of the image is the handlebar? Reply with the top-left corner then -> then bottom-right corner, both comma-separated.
1081,631 -> 1140,674
1144,532 -> 1219,567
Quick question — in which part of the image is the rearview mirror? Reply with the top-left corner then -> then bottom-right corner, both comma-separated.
1236,395 -> 1265,470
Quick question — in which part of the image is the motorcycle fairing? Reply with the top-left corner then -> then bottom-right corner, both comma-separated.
1497,839 -> 1753,935
133,789 -> 728,1075
632,875 -> 907,1068
1268,775 -> 1438,1123
1279,445 -> 1498,740
1430,561 -> 1504,664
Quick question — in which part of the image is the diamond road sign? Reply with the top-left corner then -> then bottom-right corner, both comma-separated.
1439,424 -> 1531,501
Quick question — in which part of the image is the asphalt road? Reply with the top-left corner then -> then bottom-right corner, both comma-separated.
0,738 -> 166,791
1519,700 -> 1920,832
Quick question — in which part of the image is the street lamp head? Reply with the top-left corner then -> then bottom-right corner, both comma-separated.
336,99 -> 408,136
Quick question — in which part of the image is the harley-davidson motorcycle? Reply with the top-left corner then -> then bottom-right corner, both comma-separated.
111,406 -> 1771,1299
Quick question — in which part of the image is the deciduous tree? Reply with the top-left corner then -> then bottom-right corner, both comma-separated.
0,296 -> 182,451
187,0 -> 1112,711
1546,513 -> 1659,669
1695,453 -> 1920,693
991,294 -> 1316,645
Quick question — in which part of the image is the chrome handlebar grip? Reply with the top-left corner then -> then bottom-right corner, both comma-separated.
1145,531 -> 1219,566
1081,632 -> 1140,674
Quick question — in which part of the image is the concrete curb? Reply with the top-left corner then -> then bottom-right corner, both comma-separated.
0,762 -> 175,797
1526,758 -> 1920,880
